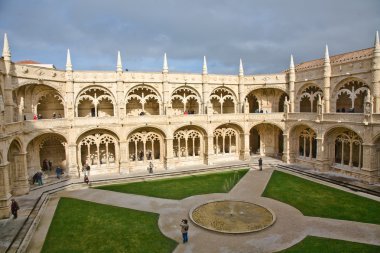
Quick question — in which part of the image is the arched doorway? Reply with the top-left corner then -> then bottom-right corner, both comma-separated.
250,124 -> 283,158
7,139 -> 29,195
26,133 -> 67,178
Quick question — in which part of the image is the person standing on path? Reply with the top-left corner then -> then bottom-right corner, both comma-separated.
259,157 -> 263,171
180,219 -> 189,243
56,166 -> 62,179
11,199 -> 19,219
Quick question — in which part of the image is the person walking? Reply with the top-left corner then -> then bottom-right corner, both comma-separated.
37,171 -> 43,185
84,175 -> 89,184
180,219 -> 189,243
258,157 -> 263,171
11,199 -> 20,219
85,164 -> 91,176
56,166 -> 62,179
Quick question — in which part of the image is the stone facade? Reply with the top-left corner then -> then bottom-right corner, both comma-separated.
0,32 -> 380,218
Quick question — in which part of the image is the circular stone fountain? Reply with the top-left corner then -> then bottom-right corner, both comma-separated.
190,200 -> 276,233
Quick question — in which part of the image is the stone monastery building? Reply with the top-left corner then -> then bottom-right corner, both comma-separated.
1,32 -> 380,217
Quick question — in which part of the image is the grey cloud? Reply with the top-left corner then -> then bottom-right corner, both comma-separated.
0,0 -> 379,73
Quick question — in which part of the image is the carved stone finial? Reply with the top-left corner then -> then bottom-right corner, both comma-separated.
117,51 -> 123,72
290,54 -> 294,70
239,58 -> 244,76
202,56 -> 208,75
66,49 -> 72,71
324,44 -> 330,63
2,33 -> 11,61
163,53 -> 168,73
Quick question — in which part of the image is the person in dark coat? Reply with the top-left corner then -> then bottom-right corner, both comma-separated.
180,219 -> 189,243
11,199 -> 20,219
258,158 -> 263,171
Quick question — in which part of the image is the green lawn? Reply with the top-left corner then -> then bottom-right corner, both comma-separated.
262,170 -> 380,224
277,236 -> 380,253
41,197 -> 177,253
96,169 -> 249,200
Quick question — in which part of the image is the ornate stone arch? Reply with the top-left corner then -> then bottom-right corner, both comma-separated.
296,83 -> 323,112
324,127 -> 363,169
77,129 -> 120,173
173,126 -> 204,159
127,128 -> 165,163
209,86 -> 237,114
171,86 -> 201,114
76,86 -> 116,117
332,78 -> 369,113
245,88 -> 287,113
125,85 -> 161,116
249,123 -> 284,157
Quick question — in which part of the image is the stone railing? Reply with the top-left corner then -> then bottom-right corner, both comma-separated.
322,113 -> 364,123
23,119 -> 68,131
287,113 -> 317,121
246,113 -> 284,121
2,122 -> 24,134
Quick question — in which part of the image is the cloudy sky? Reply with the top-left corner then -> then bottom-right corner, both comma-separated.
0,0 -> 379,74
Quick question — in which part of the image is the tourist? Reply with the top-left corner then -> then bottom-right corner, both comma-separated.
259,157 -> 263,171
84,175 -> 89,184
85,164 -> 91,176
42,159 -> 49,171
52,112 -> 56,119
57,113 -> 62,118
11,199 -> 20,219
147,162 -> 153,173
33,114 -> 37,120
180,219 -> 189,243
48,160 -> 52,171
37,171 -> 43,185
56,166 -> 62,179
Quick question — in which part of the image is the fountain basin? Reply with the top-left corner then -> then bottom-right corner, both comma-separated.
190,200 -> 276,233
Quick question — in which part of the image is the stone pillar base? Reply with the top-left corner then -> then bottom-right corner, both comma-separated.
11,179 -> 30,196
0,195 -> 11,219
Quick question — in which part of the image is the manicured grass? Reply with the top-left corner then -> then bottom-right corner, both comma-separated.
96,169 -> 249,200
262,170 -> 380,224
41,197 -> 177,253
277,236 -> 380,253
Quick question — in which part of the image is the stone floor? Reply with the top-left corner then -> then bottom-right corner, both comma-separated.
1,157 -> 380,253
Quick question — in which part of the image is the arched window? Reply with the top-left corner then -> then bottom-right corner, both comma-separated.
214,128 -> 238,154
173,129 -> 201,157
299,128 -> 317,159
126,86 -> 160,116
300,86 -> 323,112
210,87 -> 236,114
336,80 -> 368,113
171,87 -> 201,115
76,87 -> 115,117
128,131 -> 161,161
334,130 -> 362,168
79,133 -> 117,166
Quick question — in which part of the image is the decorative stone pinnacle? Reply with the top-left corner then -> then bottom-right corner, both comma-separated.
375,30 -> 379,48
324,44 -> 330,63
163,53 -> 168,73
239,58 -> 244,76
2,33 -> 11,60
290,54 -> 295,70
117,51 -> 123,72
202,56 -> 208,75
66,49 -> 72,71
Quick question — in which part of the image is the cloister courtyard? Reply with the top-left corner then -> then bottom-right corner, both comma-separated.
1,157 -> 379,253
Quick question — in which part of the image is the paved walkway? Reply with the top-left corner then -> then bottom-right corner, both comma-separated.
26,166 -> 380,253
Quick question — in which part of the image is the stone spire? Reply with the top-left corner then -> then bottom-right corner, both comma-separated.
117,51 -> 123,72
2,33 -> 11,61
239,58 -> 244,76
324,44 -> 330,63
289,54 -> 295,70
163,53 -> 168,73
66,49 -> 72,71
202,56 -> 208,75
375,30 -> 380,50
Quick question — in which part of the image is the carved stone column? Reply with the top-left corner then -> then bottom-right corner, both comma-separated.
165,137 -> 174,169
205,135 -> 214,165
67,144 -> 79,177
119,141 -> 129,174
11,153 -> 29,196
0,163 -> 11,218
240,133 -> 250,160
282,133 -> 290,163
